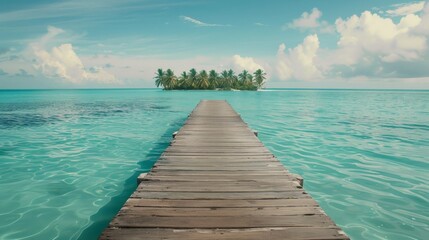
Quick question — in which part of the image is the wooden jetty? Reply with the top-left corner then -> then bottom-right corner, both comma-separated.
100,100 -> 349,240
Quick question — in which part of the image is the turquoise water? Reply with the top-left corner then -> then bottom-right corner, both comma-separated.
0,89 -> 428,240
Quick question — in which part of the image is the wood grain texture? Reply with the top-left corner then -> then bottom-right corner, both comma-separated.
99,100 -> 349,240
101,227 -> 349,240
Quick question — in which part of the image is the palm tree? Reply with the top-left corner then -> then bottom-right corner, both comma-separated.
239,70 -> 258,90
198,70 -> 209,89
248,74 -> 254,85
238,70 -> 250,83
208,70 -> 218,89
220,70 -> 229,88
254,69 -> 266,88
164,69 -> 177,90
188,68 -> 198,89
227,69 -> 236,88
154,68 -> 165,88
178,71 -> 188,89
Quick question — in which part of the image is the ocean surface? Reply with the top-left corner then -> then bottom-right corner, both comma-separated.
0,89 -> 428,240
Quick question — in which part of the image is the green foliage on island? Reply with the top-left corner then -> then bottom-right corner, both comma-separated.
154,68 -> 266,90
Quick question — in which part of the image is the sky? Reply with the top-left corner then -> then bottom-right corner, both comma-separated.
0,0 -> 429,89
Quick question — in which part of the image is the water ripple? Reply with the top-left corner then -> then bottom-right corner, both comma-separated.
0,89 -> 427,240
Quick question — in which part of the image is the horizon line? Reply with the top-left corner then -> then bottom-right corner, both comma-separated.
0,87 -> 428,91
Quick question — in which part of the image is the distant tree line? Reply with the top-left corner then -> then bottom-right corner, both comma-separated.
154,68 -> 266,90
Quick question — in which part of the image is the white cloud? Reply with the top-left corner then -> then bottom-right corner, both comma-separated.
276,7 -> 429,83
232,55 -> 264,73
290,8 -> 322,28
276,44 -> 292,80
286,8 -> 334,33
386,1 -> 425,16
311,8 -> 429,80
39,26 -> 65,44
276,34 -> 322,81
334,11 -> 426,64
180,16 -> 229,27
415,2 -> 429,34
29,26 -> 117,84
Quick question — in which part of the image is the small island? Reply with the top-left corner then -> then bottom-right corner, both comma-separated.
154,68 -> 266,90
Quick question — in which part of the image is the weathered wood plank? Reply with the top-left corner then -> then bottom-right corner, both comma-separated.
165,147 -> 270,152
138,185 -> 300,192
152,166 -> 282,171
124,198 -> 320,208
154,162 -> 283,167
130,191 -> 309,199
151,170 -> 288,175
153,164 -> 283,168
139,180 -> 299,186
110,215 -> 335,228
118,206 -> 324,217
159,155 -> 278,160
170,144 -> 265,147
144,175 -> 299,182
100,227 -> 349,240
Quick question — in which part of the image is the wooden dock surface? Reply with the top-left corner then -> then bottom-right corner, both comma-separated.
100,100 -> 349,240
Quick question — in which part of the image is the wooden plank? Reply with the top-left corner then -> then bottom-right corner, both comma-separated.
154,161 -> 283,167
157,159 -> 281,163
118,206 -> 324,217
156,161 -> 282,165
130,191 -> 309,199
110,215 -> 335,228
151,170 -> 288,175
137,184 -> 301,192
154,163 -> 283,168
175,135 -> 257,139
162,153 -> 275,156
164,151 -> 272,155
100,227 -> 349,240
124,198 -> 320,208
100,100 -> 349,240
170,144 -> 265,147
152,166 -> 282,171
144,175 -> 299,182
171,140 -> 265,143
159,155 -> 278,160
139,181 -> 300,190
165,147 -> 270,151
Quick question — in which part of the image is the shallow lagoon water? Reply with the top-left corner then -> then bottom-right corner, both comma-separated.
0,89 -> 428,239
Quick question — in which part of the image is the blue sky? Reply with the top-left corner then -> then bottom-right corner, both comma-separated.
1,0 -> 429,89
